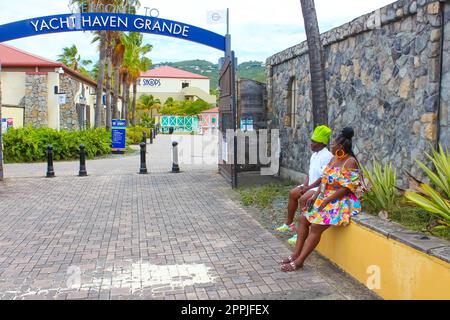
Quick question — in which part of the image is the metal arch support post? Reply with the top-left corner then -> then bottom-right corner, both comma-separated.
0,59 -> 3,181
231,50 -> 238,189
225,34 -> 231,59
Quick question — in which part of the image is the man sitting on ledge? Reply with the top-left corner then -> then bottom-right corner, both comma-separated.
275,125 -> 333,245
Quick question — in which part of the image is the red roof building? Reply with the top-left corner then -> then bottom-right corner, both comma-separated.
137,65 -> 216,104
140,66 -> 208,79
0,43 -> 99,130
0,43 -> 96,86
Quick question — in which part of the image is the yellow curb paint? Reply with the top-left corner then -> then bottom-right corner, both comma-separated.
316,221 -> 450,300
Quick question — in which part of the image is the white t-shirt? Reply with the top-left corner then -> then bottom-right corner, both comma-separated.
307,148 -> 333,191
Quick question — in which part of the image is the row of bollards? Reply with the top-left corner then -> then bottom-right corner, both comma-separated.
45,126 -> 178,178
142,127 -> 159,145
140,130 -> 180,174
46,144 -> 88,178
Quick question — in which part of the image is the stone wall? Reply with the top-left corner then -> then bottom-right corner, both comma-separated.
266,0 -> 448,185
440,1 -> 450,143
24,73 -> 48,128
59,74 -> 80,130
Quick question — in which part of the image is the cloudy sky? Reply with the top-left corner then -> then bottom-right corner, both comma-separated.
0,0 -> 395,66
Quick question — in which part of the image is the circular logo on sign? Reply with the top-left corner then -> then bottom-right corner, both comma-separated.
212,13 -> 221,22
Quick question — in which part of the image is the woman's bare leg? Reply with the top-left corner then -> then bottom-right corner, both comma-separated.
285,186 -> 303,225
292,215 -> 310,257
294,224 -> 330,268
281,214 -> 310,264
292,190 -> 316,255
280,189 -> 315,264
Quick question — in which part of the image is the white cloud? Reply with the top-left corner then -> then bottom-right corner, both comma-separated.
0,0 -> 396,65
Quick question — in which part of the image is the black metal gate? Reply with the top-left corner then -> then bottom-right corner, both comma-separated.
218,51 -> 238,188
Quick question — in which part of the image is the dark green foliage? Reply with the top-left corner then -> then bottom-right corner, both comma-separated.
159,99 -> 212,116
3,127 -> 112,163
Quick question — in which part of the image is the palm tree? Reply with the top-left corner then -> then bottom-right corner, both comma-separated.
137,94 -> 161,119
57,44 -> 92,77
70,0 -> 109,128
121,32 -> 152,126
114,0 -> 141,124
112,36 -> 125,119
70,0 -> 142,127
300,0 -> 328,126
89,61 -> 100,81
105,44 -> 113,130
92,30 -> 118,129
164,97 -> 175,107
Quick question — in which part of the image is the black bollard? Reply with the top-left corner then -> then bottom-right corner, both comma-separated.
142,131 -> 147,144
149,129 -> 153,144
172,141 -> 180,173
152,127 -> 156,140
139,142 -> 148,174
46,144 -> 55,178
79,144 -> 87,177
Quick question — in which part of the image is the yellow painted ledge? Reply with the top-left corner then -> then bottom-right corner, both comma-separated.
316,220 -> 450,300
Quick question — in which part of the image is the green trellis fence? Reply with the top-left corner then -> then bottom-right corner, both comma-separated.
159,116 -> 199,133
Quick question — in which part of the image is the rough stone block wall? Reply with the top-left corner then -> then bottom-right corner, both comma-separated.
266,0 -> 447,185
439,2 -> 450,145
59,74 -> 80,131
24,73 -> 48,128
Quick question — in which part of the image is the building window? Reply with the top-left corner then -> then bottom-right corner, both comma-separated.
182,82 -> 190,89
286,77 -> 297,127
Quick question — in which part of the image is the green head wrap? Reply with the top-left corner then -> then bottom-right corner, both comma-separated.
311,125 -> 331,145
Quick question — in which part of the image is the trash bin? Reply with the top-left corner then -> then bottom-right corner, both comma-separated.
169,127 -> 174,134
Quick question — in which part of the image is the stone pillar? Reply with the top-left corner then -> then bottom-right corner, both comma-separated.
59,74 -> 80,131
24,73 -> 48,128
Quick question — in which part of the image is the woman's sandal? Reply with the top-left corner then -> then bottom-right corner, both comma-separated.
281,255 -> 297,264
280,261 -> 302,272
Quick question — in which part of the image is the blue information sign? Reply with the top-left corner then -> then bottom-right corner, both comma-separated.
112,119 -> 126,151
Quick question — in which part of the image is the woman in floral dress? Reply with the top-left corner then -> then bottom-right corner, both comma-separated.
281,127 -> 362,272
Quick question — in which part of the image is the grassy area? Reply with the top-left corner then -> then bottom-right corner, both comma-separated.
238,182 -> 294,209
237,182 -> 450,242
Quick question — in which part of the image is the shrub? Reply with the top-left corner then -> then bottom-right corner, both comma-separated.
126,126 -> 150,145
3,126 -> 112,163
405,145 -> 450,231
361,161 -> 401,215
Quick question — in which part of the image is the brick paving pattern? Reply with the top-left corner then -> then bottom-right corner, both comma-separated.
0,135 -> 378,300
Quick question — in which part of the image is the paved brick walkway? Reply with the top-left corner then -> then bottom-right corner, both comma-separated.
0,135 -> 378,300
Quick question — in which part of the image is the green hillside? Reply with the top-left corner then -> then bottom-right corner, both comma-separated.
155,59 -> 266,89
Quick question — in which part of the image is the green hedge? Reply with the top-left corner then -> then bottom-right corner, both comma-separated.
3,127 -> 112,163
126,126 -> 151,145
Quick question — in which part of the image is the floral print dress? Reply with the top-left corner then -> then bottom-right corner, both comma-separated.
304,162 -> 362,226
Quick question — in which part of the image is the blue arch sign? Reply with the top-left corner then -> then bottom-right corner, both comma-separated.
0,13 -> 226,52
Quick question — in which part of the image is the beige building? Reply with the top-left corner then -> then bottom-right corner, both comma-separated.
0,43 -> 99,131
135,66 -> 216,104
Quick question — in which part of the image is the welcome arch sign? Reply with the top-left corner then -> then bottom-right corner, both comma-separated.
0,12 -> 226,52
0,10 -> 237,187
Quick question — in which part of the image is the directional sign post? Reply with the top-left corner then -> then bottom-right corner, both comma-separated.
111,119 -> 126,154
